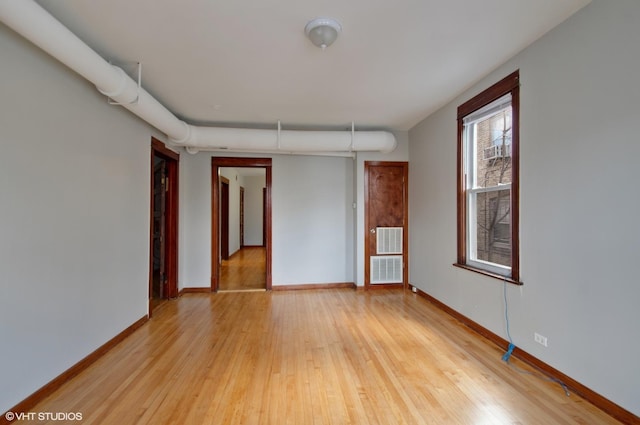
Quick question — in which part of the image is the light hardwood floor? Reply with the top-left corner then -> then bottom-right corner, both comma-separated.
219,247 -> 266,291
29,289 -> 620,424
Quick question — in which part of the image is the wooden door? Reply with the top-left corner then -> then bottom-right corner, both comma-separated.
220,178 -> 230,260
364,161 -> 409,289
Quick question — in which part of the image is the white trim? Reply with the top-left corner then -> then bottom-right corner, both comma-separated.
468,183 -> 511,194
467,258 -> 511,276
463,95 -> 514,275
463,93 -> 512,125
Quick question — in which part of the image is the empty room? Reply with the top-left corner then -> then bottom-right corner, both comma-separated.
1,0 -> 639,423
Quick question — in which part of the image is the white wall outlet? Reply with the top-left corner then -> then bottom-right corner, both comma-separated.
534,332 -> 548,347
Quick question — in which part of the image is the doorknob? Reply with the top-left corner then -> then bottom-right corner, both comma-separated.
370,228 -> 376,234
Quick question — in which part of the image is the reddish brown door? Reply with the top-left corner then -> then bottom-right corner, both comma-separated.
364,161 -> 409,289
220,179 -> 230,260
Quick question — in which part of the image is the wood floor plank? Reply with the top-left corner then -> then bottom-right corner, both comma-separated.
219,247 -> 266,291
25,289 -> 622,424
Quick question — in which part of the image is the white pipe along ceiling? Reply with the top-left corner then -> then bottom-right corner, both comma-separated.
0,0 -> 397,156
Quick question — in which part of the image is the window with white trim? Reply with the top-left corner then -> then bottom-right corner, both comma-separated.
456,71 -> 520,283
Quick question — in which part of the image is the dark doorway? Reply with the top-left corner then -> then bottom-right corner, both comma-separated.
262,187 -> 267,248
240,187 -> 245,248
220,177 -> 230,261
152,155 -> 167,300
150,138 -> 179,315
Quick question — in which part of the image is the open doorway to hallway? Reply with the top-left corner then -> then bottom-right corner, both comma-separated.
211,158 -> 272,292
219,167 -> 266,291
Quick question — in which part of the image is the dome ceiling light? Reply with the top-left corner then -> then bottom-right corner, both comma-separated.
304,18 -> 342,50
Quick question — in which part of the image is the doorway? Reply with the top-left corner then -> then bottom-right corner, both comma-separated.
149,138 -> 179,315
211,158 -> 272,291
364,161 -> 409,289
240,187 -> 245,247
220,177 -> 230,261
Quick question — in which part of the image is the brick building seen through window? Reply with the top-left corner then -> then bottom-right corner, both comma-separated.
474,107 -> 512,267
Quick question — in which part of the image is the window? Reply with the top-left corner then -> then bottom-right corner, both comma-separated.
456,71 -> 520,283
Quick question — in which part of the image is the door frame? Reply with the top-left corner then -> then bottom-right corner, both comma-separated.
240,186 -> 245,248
211,157 -> 272,291
262,188 -> 267,248
364,161 -> 409,290
149,138 -> 179,315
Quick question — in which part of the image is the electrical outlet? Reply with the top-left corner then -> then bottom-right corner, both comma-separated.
534,332 -> 548,347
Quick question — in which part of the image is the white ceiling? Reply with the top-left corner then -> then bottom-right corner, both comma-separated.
36,0 -> 589,131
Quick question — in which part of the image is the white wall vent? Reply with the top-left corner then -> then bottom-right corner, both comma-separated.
370,256 -> 403,284
376,227 -> 403,254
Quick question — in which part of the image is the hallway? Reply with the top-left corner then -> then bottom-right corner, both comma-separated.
219,247 -> 266,291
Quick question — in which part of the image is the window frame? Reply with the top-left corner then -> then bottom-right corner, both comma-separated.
455,70 -> 522,285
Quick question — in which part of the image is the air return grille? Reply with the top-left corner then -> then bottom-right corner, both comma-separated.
370,256 -> 403,284
376,227 -> 403,254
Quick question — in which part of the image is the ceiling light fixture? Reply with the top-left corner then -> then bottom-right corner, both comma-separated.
305,18 -> 342,50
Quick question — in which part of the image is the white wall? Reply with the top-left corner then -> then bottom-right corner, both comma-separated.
272,155 -> 355,285
178,152 -> 211,290
220,167 -> 242,256
243,175 -> 265,246
217,168 -> 266,253
0,26 -> 152,413
180,152 -> 365,287
408,0 -> 640,415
